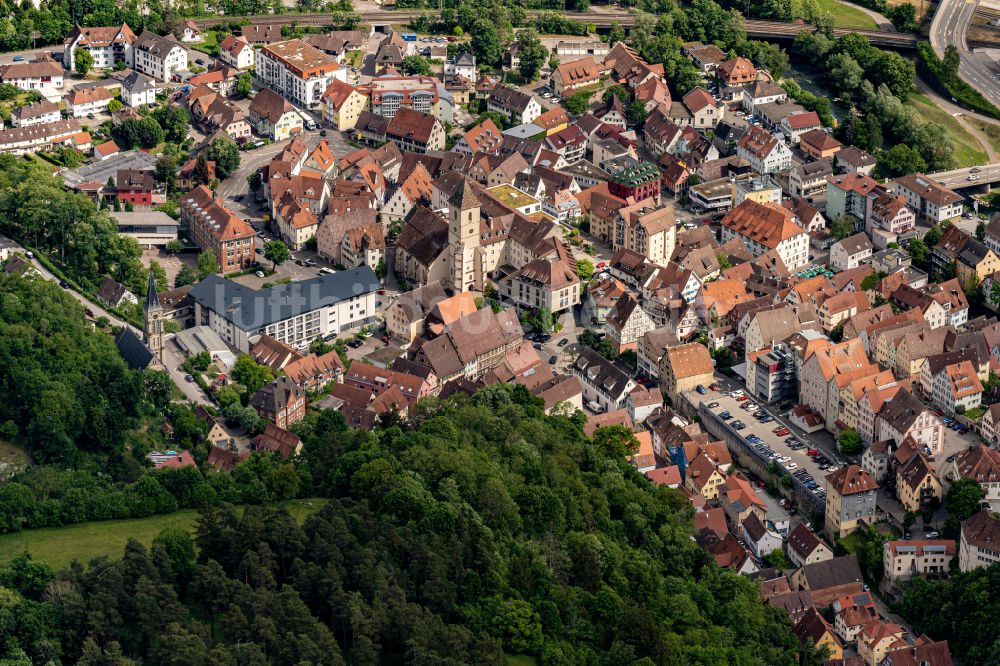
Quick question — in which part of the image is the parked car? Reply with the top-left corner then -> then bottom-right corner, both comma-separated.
926,531 -> 940,539
380,335 -> 390,343
548,355 -> 557,364
347,339 -> 364,349
12,55 -> 24,62
558,338 -> 569,347
696,385 -> 707,394
255,270 -> 265,278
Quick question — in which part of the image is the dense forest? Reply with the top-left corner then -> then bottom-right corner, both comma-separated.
900,567 -> 1000,666
0,382 -> 816,665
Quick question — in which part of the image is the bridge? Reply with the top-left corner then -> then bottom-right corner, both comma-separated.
191,10 -> 917,49
928,163 -> 1000,190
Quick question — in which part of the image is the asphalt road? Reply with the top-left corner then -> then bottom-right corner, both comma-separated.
931,0 -> 1000,109
927,161 -> 1000,188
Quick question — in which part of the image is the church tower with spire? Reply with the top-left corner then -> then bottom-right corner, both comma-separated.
143,268 -> 163,362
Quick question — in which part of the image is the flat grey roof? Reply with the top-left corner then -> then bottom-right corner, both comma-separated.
189,267 -> 381,330
110,211 -> 179,227
61,150 -> 158,189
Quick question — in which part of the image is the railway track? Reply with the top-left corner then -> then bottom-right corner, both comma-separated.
189,9 -> 917,47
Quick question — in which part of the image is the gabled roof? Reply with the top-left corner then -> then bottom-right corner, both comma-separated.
826,465 -> 878,496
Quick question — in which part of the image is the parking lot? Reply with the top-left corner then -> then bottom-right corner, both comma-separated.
715,393 -> 839,492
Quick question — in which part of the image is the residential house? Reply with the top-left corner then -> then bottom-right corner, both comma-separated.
572,346 -> 637,413
830,233 -> 873,272
500,243 -> 581,314
947,445 -> 1000,512
256,39 -> 344,110
882,539 -> 954,590
720,199 -> 810,270
742,512 -> 783,558
857,620 -> 905,666
240,23 -> 281,46
742,79 -> 787,113
97,276 -> 137,308
248,88 -> 304,141
0,59 -> 64,100
836,146 -> 877,175
658,341 -> 714,403
737,124 -> 792,174
66,87 -> 115,118
716,56 -> 756,85
892,173 -> 963,223
320,79 -> 366,131
551,56 -> 602,96
960,510 -> 1000,571
604,292 -> 655,353
9,100 -> 59,127
63,23 -> 136,73
487,84 -> 541,125
219,35 -> 255,70
250,424 -> 303,460
896,452 -> 943,513
930,359 -> 983,414
799,129 -> 842,159
613,199 -> 675,265
685,451 -> 727,501
249,376 -> 306,428
133,31 -> 187,82
120,70 -> 156,107
877,388 -> 945,454
384,107 -> 445,153
824,465 -> 878,539
826,173 -> 880,222
785,522 -> 834,568
780,111 -> 822,144
956,237 -> 1000,286
790,555 -> 864,608
795,608 -> 843,662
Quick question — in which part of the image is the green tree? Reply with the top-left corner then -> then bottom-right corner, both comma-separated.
838,428 -> 862,455
193,153 -> 212,187
236,71 -> 252,97
565,91 -> 592,115
400,55 -> 433,76
374,258 -> 387,280
977,220 -> 986,242
717,252 -> 731,270
264,240 -> 290,270
516,28 -> 548,82
830,215 -> 856,240
106,98 -> 123,113
877,143 -> 928,179
947,477 -> 985,523
74,47 -> 94,76
230,354 -> 274,395
470,19 -> 501,67
764,549 -> 790,570
906,237 -> 929,267
206,136 -> 240,179
175,264 -> 198,288
608,21 -> 625,47
196,250 -> 219,279
576,258 -> 593,282
152,104 -> 190,144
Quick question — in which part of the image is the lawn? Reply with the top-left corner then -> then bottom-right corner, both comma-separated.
964,406 -> 986,420
906,93 -> 988,167
838,530 -> 869,555
966,116 -> 1000,155
0,498 -> 328,570
815,0 -> 879,30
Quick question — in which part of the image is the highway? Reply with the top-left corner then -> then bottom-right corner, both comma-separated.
928,161 -> 1000,188
189,10 -> 917,48
930,0 -> 1000,109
